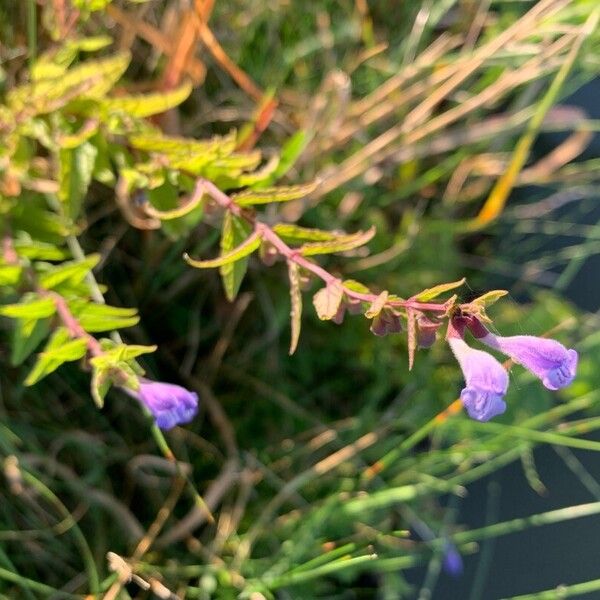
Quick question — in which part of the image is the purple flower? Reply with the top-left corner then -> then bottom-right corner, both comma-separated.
448,337 -> 509,422
137,380 -> 199,430
442,542 -> 463,577
480,333 -> 578,391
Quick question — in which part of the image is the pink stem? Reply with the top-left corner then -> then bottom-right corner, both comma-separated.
199,178 -> 449,314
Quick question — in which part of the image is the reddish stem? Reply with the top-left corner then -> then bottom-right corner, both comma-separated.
198,178 -> 449,314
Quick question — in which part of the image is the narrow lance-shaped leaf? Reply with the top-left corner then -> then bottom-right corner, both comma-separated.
288,261 -> 302,355
59,141 -> 98,220
101,81 -> 192,118
183,230 -> 261,269
38,254 -> 100,290
273,224 -> 341,243
0,296 -> 57,319
407,308 -> 417,371
24,328 -> 89,386
233,182 -> 318,206
470,289 -> 509,308
300,227 -> 376,257
412,278 -> 466,302
313,281 -> 344,321
213,213 -> 253,301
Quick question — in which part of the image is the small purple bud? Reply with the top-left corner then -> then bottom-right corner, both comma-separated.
442,542 -> 463,577
137,380 -> 199,430
370,309 -> 402,336
417,315 -> 442,348
448,337 -> 508,422
480,333 -> 578,391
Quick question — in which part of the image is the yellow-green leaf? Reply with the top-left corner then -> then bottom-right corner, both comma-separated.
470,289 -> 509,307
288,261 -> 302,355
300,227 -> 376,257
101,81 -> 192,118
412,278 -> 466,302
184,230 -> 261,269
233,182 -> 318,206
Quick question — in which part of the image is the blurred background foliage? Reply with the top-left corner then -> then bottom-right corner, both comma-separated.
1,0 -> 600,598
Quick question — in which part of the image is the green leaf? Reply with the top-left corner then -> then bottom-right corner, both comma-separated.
288,261 -> 302,355
313,281 -> 344,321
0,296 -> 56,319
38,255 -> 100,290
300,227 -> 376,257
24,328 -> 88,386
184,230 -> 261,269
261,130 -> 311,186
130,130 -> 236,159
273,224 -> 340,243
343,279 -> 371,295
11,318 -> 52,366
69,301 -> 140,332
220,214 -> 254,302
412,278 -> 466,302
91,366 -> 111,408
0,265 -> 22,285
8,53 -> 130,114
233,182 -> 318,206
101,81 -> 192,118
58,141 -> 98,219
470,289 -> 509,307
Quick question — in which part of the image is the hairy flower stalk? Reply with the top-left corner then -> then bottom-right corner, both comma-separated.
136,380 -> 199,430
447,318 -> 509,422
466,317 -> 578,390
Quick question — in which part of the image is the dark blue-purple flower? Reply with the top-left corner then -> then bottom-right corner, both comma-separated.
442,542 -> 463,577
448,337 -> 509,422
137,380 -> 199,430
480,333 -> 578,391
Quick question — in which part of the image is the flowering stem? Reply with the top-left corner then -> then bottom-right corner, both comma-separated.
197,177 -> 449,314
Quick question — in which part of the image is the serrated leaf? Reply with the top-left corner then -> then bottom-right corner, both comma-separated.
11,318 -> 52,366
313,281 -> 344,321
184,230 -> 260,269
25,329 -> 88,386
407,309 -> 417,371
101,81 -> 192,118
219,213 -> 252,301
300,227 -> 376,257
0,265 -> 22,285
470,289 -> 509,307
273,224 -> 340,243
58,141 -> 97,219
365,291 -> 389,319
105,344 -> 157,362
69,301 -> 139,332
0,296 -> 56,319
38,255 -> 100,290
233,182 -> 318,206
412,278 -> 466,302
288,261 -> 302,354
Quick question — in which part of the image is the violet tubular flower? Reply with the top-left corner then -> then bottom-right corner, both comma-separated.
479,333 -> 578,391
137,380 -> 199,430
465,318 -> 578,391
448,337 -> 509,422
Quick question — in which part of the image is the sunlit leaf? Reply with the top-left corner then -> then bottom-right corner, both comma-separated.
412,278 -> 466,302
233,182 -> 318,206
300,227 -> 376,257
